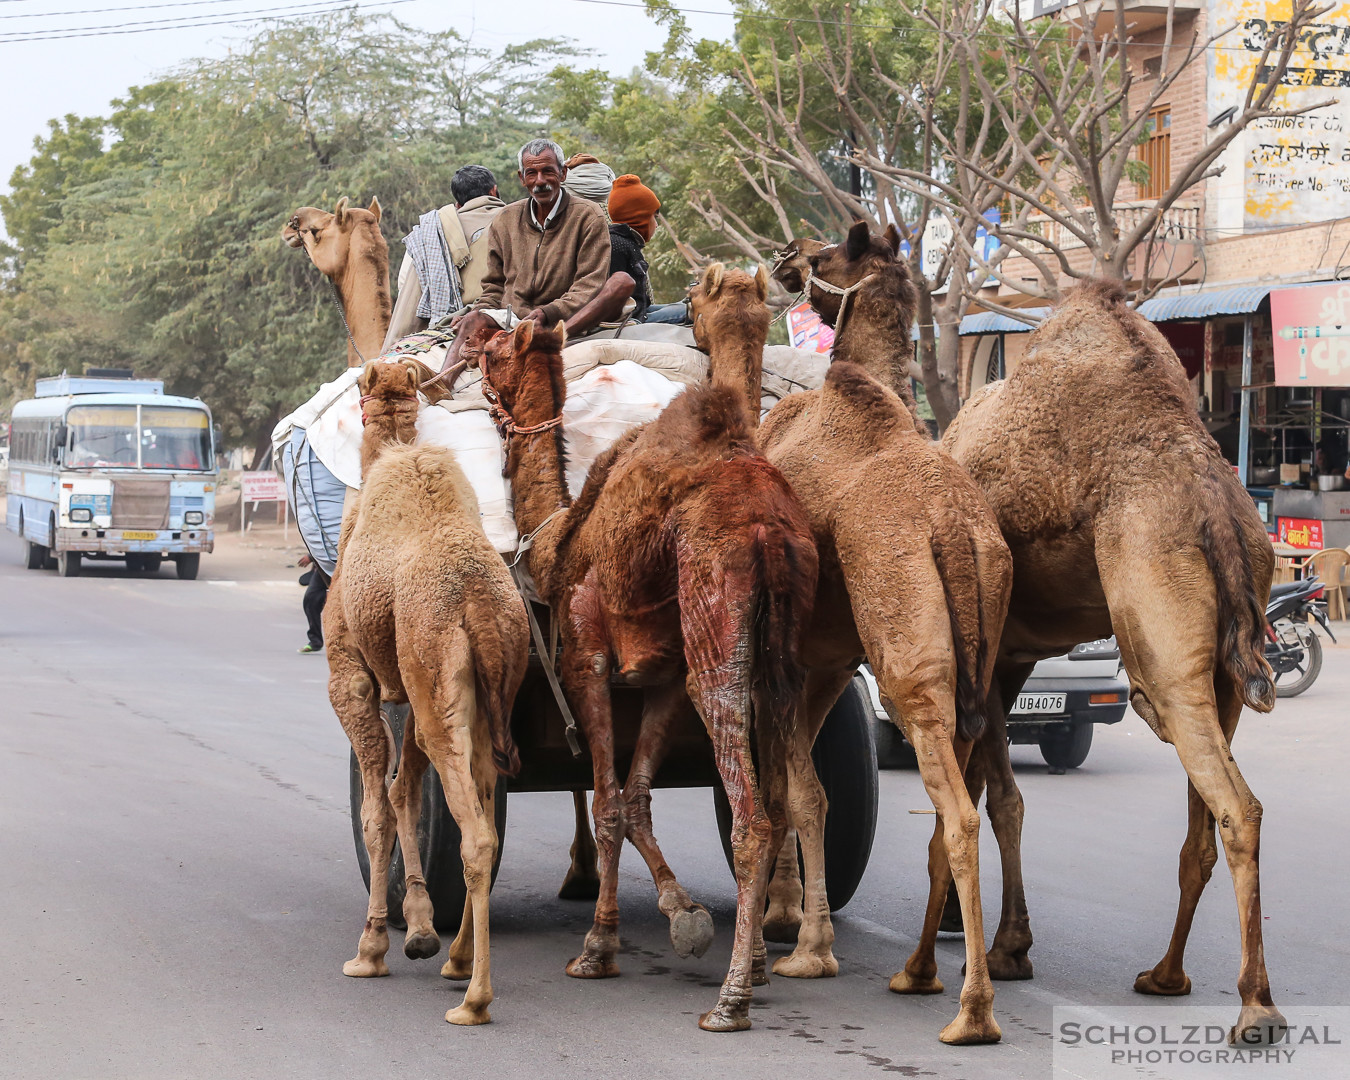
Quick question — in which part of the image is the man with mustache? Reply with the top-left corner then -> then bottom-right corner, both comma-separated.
445,139 -> 633,368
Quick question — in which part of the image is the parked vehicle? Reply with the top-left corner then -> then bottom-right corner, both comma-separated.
1266,576 -> 1334,698
870,638 -> 1129,772
6,371 -> 218,578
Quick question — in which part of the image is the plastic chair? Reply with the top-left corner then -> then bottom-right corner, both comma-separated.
1304,548 -> 1349,621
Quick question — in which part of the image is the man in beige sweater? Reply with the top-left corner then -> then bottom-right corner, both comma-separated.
446,139 -> 634,368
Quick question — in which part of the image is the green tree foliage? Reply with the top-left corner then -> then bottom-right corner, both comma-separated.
0,10 -> 581,457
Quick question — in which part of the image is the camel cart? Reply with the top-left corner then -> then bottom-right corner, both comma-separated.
349,666 -> 880,932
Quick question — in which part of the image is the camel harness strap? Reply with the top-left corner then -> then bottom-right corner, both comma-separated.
804,269 -> 877,341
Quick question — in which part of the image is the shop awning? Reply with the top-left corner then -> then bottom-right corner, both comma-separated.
959,307 -> 1050,335
1136,280 -> 1332,323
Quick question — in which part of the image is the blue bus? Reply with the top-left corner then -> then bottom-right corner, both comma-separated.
6,372 -> 217,578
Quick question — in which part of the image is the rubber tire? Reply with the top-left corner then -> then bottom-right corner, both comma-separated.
174,553 -> 200,580
1273,624 -> 1322,698
873,713 -> 917,769
25,541 -> 48,570
56,550 -> 82,578
1039,722 -> 1093,770
349,703 -> 508,933
713,676 -> 879,912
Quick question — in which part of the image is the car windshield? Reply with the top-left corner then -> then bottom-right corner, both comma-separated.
65,405 -> 212,470
140,407 -> 211,470
66,405 -> 138,468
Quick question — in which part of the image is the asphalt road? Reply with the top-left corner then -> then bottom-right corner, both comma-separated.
2,530 -> 1348,1080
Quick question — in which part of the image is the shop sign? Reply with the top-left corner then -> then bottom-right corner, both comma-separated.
1277,516 -> 1324,549
1272,282 -> 1350,385
786,302 -> 834,354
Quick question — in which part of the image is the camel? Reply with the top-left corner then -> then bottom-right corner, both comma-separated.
789,225 -> 1283,1045
698,240 -> 1011,1046
324,356 -> 529,1026
283,197 -> 391,366
480,316 -> 818,1032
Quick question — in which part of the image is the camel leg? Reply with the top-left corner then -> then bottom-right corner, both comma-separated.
405,632 -> 498,1025
1103,545 -> 1282,1045
561,609 -> 625,980
980,676 -> 1034,980
443,894 -> 474,980
387,714 -> 440,960
762,826 -> 803,944
557,790 -> 600,900
772,666 -> 853,979
327,646 -> 394,978
622,680 -> 714,960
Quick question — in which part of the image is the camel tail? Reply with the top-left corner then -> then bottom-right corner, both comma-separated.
1199,493 -> 1276,713
747,522 -> 816,737
929,527 -> 989,743
466,602 -> 523,777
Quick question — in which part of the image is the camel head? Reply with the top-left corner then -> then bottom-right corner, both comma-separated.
283,196 -> 384,280
787,222 -> 914,330
688,262 -> 771,354
771,238 -> 827,295
357,357 -> 422,429
481,319 -> 567,415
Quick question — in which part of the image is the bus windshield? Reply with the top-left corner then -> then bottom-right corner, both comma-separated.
66,405 -> 212,471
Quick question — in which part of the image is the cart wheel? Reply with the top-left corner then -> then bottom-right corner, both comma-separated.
713,676 -> 879,911
349,703 -> 508,933
174,553 -> 200,580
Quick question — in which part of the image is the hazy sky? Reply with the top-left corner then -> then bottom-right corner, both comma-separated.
0,0 -> 736,198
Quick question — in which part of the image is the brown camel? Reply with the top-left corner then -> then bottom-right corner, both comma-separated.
790,224 -> 1283,1044
693,250 -> 1012,1045
283,197 -> 392,366
480,318 -> 818,1032
324,356 -> 529,1026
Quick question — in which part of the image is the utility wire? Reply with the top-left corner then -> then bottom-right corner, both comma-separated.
0,0 -> 283,22
0,0 -> 412,40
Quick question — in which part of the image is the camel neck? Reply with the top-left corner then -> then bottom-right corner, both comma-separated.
337,229 -> 391,366
501,359 -> 571,595
708,335 -> 764,426
832,295 -> 926,433
359,413 -> 417,476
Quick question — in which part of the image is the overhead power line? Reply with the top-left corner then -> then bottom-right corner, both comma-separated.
0,0 -> 291,22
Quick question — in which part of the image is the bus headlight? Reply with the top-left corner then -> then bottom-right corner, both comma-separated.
184,511 -> 204,525
69,508 -> 93,523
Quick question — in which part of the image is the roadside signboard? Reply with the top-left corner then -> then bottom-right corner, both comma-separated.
241,470 -> 286,502
786,302 -> 834,353
1272,282 -> 1350,386
1277,516 -> 1324,549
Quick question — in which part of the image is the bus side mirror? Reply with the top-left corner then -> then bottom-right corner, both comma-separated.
52,423 -> 67,462
213,425 -> 223,455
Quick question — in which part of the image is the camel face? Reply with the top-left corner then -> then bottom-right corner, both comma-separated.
801,221 -> 909,328
771,237 -> 826,294
358,357 -> 420,403
481,322 -> 565,413
283,196 -> 383,279
688,263 -> 770,355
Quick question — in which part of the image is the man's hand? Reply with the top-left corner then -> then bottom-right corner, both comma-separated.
525,308 -> 548,327
298,554 -> 312,568
448,312 -> 466,333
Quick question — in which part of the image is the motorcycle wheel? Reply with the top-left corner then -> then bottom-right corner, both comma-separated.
1271,619 -> 1322,698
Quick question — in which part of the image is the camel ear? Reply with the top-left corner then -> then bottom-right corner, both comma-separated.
334,196 -> 349,226
358,359 -> 379,395
553,321 -> 568,348
512,319 -> 535,354
753,263 -> 769,301
845,220 -> 870,262
402,358 -> 425,392
368,196 -> 382,222
882,223 -> 902,255
705,262 -> 725,297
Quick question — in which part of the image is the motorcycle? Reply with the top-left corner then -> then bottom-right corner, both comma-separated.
1265,576 -> 1335,698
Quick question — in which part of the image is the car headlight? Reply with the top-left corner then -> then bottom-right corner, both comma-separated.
184,511 -> 204,525
69,508 -> 93,523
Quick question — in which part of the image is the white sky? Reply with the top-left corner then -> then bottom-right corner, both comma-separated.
0,0 -> 736,202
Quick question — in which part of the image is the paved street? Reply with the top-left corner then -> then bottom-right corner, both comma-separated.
1,528 -> 1347,1080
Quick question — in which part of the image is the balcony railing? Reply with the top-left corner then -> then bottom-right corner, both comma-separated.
1020,201 -> 1201,253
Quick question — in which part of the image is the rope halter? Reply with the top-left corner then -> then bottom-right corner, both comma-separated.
804,268 -> 877,342
358,391 -> 419,427
479,370 -> 565,475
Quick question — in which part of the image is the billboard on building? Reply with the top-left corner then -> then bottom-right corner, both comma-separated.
1208,0 -> 1350,229
1271,281 -> 1350,385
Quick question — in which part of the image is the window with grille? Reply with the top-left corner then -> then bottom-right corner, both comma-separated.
1138,106 -> 1171,199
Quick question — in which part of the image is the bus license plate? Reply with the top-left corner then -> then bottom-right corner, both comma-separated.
1011,693 -> 1066,715
121,530 -> 158,540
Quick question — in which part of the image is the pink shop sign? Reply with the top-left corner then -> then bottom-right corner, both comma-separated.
1272,282 -> 1350,386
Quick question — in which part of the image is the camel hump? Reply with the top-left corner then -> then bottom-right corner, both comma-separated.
820,362 -> 916,447
1061,277 -> 1129,308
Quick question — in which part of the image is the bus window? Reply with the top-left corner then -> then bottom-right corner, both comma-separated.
140,407 -> 211,470
67,405 -> 138,468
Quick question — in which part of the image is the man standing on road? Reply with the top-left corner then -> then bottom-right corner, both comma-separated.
443,139 -> 634,368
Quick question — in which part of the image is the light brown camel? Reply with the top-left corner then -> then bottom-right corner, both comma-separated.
480,318 -> 818,1032
789,225 -> 1283,1044
283,197 -> 392,366
282,197 -> 602,898
693,248 -> 1012,1045
324,356 -> 529,1026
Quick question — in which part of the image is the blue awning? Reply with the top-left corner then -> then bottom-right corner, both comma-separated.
1136,280 -> 1331,322
959,307 -> 1050,335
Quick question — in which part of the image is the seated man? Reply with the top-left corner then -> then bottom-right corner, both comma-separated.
445,139 -> 634,369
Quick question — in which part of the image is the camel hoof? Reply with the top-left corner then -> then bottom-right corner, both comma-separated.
441,957 -> 472,980
698,1004 -> 751,1032
1230,1005 -> 1288,1046
773,950 -> 839,979
404,930 -> 441,961
1133,969 -> 1191,996
557,871 -> 601,901
445,1004 -> 491,1027
670,906 -> 714,959
939,1012 -> 1002,1045
342,957 -> 389,978
987,950 -> 1033,981
889,970 -> 943,995
762,913 -> 802,944
566,955 -> 620,979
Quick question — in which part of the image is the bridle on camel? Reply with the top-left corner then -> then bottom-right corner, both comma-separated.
479,370 -> 565,447
290,214 -> 370,365
358,390 -> 419,427
804,268 -> 877,342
